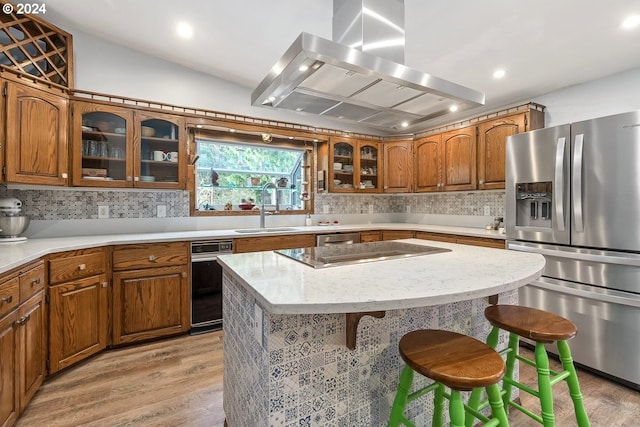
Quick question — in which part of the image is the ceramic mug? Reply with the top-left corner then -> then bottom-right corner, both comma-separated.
153,150 -> 167,161
168,151 -> 178,162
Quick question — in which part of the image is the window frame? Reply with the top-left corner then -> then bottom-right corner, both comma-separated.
189,127 -> 318,217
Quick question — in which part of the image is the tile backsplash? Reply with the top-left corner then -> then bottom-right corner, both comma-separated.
1,186 -> 504,220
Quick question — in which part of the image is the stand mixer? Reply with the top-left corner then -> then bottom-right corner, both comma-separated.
0,197 -> 30,242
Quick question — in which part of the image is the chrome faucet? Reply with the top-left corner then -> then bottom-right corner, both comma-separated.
260,182 -> 280,228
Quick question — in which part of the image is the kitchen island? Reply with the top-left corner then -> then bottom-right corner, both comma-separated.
217,239 -> 545,427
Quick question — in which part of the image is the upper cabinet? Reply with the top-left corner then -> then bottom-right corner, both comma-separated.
329,139 -> 381,192
71,101 -> 186,188
3,80 -> 69,186
382,141 -> 412,193
477,111 -> 543,190
414,127 -> 476,192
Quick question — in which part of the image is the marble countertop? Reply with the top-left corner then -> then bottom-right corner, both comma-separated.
0,223 -> 505,275
217,238 -> 544,315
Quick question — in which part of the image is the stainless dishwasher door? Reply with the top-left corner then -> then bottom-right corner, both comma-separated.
316,232 -> 361,246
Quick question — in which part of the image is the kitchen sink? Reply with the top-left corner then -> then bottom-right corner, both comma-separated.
234,227 -> 299,234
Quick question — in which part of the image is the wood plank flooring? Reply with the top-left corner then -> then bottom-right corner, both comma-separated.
15,331 -> 640,426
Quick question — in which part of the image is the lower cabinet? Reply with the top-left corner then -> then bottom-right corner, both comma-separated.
359,231 -> 382,242
48,274 -> 109,374
234,234 -> 316,253
382,230 -> 415,240
112,266 -> 189,345
0,310 -> 18,427
111,242 -> 190,346
415,231 -> 504,249
0,261 -> 46,427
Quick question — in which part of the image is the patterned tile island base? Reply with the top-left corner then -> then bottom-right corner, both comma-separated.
223,272 -> 518,427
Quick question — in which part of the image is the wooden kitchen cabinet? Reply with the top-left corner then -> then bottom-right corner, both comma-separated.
234,234 -> 316,253
382,141 -> 412,193
359,231 -> 382,242
414,127 -> 476,192
111,242 -> 190,346
0,261 -> 46,427
382,230 -> 415,240
48,248 -> 109,374
415,231 -> 504,249
329,138 -> 381,192
477,110 -> 544,190
71,101 -> 186,189
3,79 -> 69,186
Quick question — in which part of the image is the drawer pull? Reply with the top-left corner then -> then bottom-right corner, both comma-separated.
31,278 -> 41,286
148,255 -> 156,262
78,264 -> 86,270
181,272 -> 187,279
1,296 -> 13,304
16,314 -> 30,325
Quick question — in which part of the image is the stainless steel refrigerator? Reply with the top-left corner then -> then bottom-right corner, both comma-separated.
506,110 -> 640,390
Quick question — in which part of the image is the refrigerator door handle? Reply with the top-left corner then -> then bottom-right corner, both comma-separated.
554,137 -> 566,231
508,242 -> 640,266
572,134 -> 584,233
530,278 -> 640,308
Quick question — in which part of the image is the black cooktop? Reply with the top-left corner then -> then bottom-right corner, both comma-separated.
275,241 -> 451,269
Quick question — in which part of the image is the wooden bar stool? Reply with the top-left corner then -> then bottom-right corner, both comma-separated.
388,329 -> 509,427
467,305 -> 590,427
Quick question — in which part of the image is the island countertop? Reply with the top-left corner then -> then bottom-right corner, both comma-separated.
216,238 -> 545,315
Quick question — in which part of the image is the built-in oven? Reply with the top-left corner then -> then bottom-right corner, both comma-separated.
190,240 -> 233,334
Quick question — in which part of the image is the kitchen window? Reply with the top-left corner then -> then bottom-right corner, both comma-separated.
193,135 -> 313,214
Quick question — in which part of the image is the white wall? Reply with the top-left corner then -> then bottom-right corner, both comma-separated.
64,22 -> 640,134
532,67 -> 640,126
67,27 -> 376,135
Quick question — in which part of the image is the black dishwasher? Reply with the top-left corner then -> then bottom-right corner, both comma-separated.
190,240 -> 232,334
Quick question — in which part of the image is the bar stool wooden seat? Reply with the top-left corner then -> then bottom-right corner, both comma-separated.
466,305 -> 590,427
388,329 -> 509,427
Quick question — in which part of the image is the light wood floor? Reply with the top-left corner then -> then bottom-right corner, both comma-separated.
16,331 -> 640,426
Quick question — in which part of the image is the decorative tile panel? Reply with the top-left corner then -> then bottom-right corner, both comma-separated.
223,272 -> 518,427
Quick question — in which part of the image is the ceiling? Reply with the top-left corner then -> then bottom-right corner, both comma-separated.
43,0 -> 640,133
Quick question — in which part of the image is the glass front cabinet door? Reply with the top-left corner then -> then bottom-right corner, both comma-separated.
72,102 -> 134,187
135,111 -> 185,188
72,102 -> 186,188
329,139 -> 381,192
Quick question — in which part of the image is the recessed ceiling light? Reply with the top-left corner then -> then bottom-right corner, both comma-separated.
401,121 -> 409,128
621,14 -> 640,29
493,68 -> 507,79
229,129 -> 236,133
449,105 -> 459,112
176,22 -> 194,39
299,65 -> 309,72
196,125 -> 203,128
288,136 -> 294,140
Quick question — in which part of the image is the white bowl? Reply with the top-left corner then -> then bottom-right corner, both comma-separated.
333,179 -> 341,185
140,175 -> 155,182
333,162 -> 342,170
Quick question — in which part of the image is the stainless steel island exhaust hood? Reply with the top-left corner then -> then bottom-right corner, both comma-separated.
251,0 -> 485,132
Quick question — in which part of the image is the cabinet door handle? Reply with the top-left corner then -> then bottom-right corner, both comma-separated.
478,180 -> 484,185
126,176 -> 132,181
134,176 -> 140,182
31,278 -> 41,286
1,296 -> 12,304
148,255 -> 156,262
181,272 -> 187,279
16,316 -> 27,325
61,173 -> 68,179
78,263 -> 86,270
101,282 -> 108,288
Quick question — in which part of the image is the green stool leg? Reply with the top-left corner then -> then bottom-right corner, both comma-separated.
557,340 -> 591,427
502,332 -> 520,409
432,383 -> 446,427
388,365 -> 414,427
449,390 -> 466,427
534,343 -> 555,427
465,326 -> 502,427
486,383 -> 509,426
